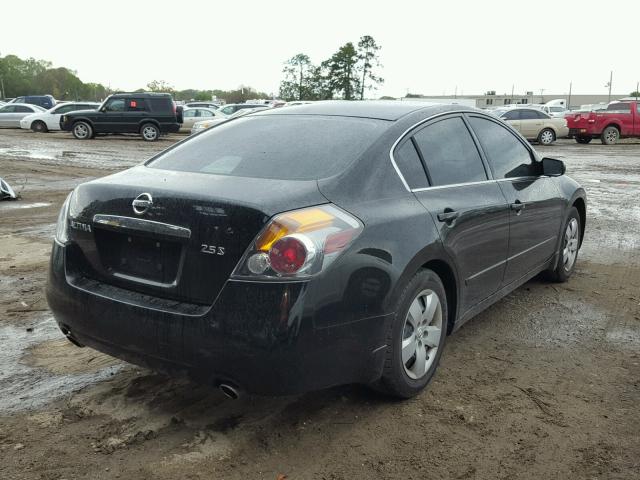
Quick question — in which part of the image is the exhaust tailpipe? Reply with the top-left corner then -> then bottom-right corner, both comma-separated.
218,383 -> 240,400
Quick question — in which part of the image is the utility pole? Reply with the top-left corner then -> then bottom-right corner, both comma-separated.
0,76 -> 4,100
511,84 -> 514,103
607,71 -> 613,103
568,81 -> 572,110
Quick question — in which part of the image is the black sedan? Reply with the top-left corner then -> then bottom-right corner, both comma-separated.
47,101 -> 586,399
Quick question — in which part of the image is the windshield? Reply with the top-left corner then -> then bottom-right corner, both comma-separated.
148,115 -> 388,180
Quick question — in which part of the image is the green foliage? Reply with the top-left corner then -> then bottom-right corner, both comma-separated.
147,80 -> 175,94
278,36 -> 383,101
630,91 -> 640,97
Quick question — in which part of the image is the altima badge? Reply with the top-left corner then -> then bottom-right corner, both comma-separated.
132,193 -> 153,215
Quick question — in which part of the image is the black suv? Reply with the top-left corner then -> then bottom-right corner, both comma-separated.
60,93 -> 182,141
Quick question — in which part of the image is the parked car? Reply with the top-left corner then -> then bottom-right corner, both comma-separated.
60,93 -> 182,141
566,101 -> 640,144
190,106 -> 269,134
185,102 -> 220,110
217,103 -> 270,116
47,101 -> 586,399
497,108 -> 568,145
0,103 -> 45,127
20,102 -> 100,132
9,95 -> 56,109
180,107 -> 219,133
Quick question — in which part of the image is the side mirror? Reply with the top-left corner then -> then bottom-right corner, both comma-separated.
542,157 -> 565,176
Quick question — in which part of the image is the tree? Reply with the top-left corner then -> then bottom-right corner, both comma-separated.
324,42 -> 360,100
630,91 -> 640,97
146,80 -> 175,94
279,54 -> 315,101
357,35 -> 383,100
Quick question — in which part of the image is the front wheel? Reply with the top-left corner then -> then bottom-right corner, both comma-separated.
576,136 -> 592,144
546,207 -> 581,283
538,128 -> 556,145
140,123 -> 160,142
601,126 -> 619,145
31,120 -> 48,133
375,269 -> 447,398
72,121 -> 92,140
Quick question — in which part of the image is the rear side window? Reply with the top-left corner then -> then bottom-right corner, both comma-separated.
148,115 -> 387,180
469,116 -> 538,178
502,110 -> 520,120
520,109 -> 541,120
413,117 -> 487,186
607,103 -> 630,112
148,97 -> 172,112
15,105 -> 32,113
393,140 -> 429,189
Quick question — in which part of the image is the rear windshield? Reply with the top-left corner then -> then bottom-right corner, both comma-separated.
148,115 -> 388,180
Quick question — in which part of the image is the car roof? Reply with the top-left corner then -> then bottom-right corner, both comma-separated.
110,92 -> 173,98
253,100 -> 458,121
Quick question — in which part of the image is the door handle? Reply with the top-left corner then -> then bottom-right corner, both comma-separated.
510,201 -> 525,214
437,209 -> 459,222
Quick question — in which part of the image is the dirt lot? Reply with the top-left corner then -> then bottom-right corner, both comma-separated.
0,129 -> 638,480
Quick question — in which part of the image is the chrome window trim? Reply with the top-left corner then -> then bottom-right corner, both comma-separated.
390,110 -> 539,193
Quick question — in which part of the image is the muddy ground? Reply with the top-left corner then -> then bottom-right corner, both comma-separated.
0,129 -> 638,480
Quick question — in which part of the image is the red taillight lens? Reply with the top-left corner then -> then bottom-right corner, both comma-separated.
269,237 -> 307,274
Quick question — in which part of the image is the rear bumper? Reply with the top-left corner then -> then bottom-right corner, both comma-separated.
46,241 -> 390,395
569,128 -> 595,136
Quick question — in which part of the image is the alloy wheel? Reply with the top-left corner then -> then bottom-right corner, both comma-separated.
143,126 -> 158,141
540,129 -> 554,145
74,123 -> 89,139
605,129 -> 618,144
563,218 -> 579,271
401,289 -> 443,380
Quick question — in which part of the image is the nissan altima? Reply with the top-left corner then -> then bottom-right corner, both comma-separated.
47,101 -> 586,398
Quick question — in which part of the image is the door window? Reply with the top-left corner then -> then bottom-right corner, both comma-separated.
469,116 -> 539,178
502,110 -> 520,120
393,140 -> 429,189
104,99 -> 125,112
54,104 -> 77,114
0,106 -> 16,113
127,98 -> 148,111
413,117 -> 487,186
15,105 -> 32,113
200,110 -> 214,117
520,109 -> 541,120
184,109 -> 196,118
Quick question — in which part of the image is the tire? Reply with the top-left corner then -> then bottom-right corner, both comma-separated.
72,121 -> 92,140
140,123 -> 160,142
538,128 -> 555,146
546,207 -> 581,283
31,120 -> 48,133
375,269 -> 448,398
601,126 -> 619,145
576,136 -> 592,144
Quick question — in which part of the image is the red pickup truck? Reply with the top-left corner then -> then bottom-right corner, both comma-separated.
566,100 -> 640,144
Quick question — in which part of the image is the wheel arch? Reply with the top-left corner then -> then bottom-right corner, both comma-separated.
139,119 -> 161,132
71,117 -> 94,129
604,123 -> 621,134
421,259 -> 458,335
572,196 -> 586,247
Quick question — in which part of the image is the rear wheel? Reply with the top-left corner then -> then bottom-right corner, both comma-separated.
601,126 -> 619,145
31,120 -> 48,133
538,128 -> 555,145
575,136 -> 592,144
141,123 -> 160,142
547,207 -> 581,282
375,269 -> 447,398
72,121 -> 92,140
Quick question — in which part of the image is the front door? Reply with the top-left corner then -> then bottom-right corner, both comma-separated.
96,97 -> 126,133
519,109 -> 545,140
406,115 -> 510,314
467,114 -> 564,285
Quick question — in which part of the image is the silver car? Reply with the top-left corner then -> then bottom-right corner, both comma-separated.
0,103 -> 45,128
190,106 -> 269,134
180,107 -> 220,133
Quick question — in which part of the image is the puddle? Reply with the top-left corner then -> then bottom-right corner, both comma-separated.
0,316 -> 123,413
0,202 -> 51,210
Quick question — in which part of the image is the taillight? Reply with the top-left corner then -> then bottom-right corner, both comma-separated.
232,204 -> 362,280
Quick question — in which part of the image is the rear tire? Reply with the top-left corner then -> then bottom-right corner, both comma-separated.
601,126 -> 619,145
72,121 -> 92,140
538,128 -> 555,145
141,123 -> 160,142
546,207 -> 581,283
374,269 -> 448,398
31,120 -> 48,133
575,136 -> 592,144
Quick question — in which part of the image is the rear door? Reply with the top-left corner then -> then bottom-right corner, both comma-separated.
405,115 -> 510,314
0,105 -> 17,127
123,97 -> 149,133
501,109 -> 522,133
519,109 -> 544,139
467,114 -> 563,285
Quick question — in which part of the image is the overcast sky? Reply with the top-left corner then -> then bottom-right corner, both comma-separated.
1,0 -> 638,98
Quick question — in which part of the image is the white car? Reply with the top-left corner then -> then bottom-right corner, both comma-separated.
190,106 -> 269,134
180,107 -> 220,133
19,102 -> 100,132
0,104 -> 45,128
